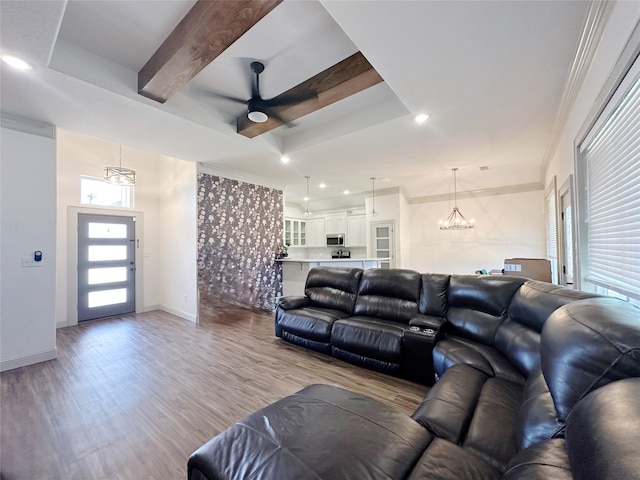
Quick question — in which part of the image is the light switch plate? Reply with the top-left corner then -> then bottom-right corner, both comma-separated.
21,256 -> 42,267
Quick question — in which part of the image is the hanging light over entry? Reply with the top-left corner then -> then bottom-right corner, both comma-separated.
439,168 -> 475,230
104,145 -> 136,185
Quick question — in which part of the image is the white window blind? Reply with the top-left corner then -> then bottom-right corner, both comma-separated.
545,187 -> 558,284
583,75 -> 640,299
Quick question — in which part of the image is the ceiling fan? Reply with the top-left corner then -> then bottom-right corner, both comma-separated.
209,61 -> 317,127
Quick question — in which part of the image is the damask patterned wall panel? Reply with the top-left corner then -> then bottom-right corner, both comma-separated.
197,174 -> 283,310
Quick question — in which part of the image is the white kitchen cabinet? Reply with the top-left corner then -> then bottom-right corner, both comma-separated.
347,214 -> 366,247
306,218 -> 326,247
325,213 -> 347,235
284,218 -> 306,246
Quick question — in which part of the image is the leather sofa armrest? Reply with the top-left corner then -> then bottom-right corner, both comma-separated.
410,314 -> 446,331
277,296 -> 310,310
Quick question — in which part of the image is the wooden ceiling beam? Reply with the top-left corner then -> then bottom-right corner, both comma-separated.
237,51 -> 384,138
138,0 -> 282,103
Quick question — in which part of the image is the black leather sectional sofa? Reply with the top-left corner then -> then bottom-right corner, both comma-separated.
188,267 -> 640,480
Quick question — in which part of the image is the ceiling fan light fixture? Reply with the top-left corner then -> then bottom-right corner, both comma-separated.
248,109 -> 268,123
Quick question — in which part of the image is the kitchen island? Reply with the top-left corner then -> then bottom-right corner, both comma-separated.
276,258 -> 389,296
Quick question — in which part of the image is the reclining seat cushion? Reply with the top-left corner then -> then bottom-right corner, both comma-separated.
188,384 -> 432,480
412,363 -> 523,472
275,307 -> 350,346
502,439 -> 571,480
432,336 -> 525,384
407,437 -> 501,480
541,297 -> 640,423
496,281 -> 598,376
331,317 -> 410,372
275,267 -> 363,353
331,269 -> 421,373
434,276 -> 525,379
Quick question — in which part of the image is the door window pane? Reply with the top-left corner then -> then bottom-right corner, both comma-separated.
88,267 -> 127,285
376,239 -> 389,249
88,223 -> 127,239
88,245 -> 127,261
376,227 -> 389,237
377,250 -> 389,257
88,288 -> 127,308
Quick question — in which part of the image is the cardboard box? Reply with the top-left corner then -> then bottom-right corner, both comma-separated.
503,258 -> 552,282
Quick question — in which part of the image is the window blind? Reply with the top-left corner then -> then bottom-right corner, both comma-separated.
545,188 -> 558,284
584,75 -> 640,299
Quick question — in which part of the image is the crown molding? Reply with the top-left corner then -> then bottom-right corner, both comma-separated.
540,0 -> 614,180
197,163 -> 286,191
409,182 -> 544,205
1,113 -> 56,139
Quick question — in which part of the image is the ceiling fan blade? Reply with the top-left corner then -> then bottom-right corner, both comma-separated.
203,91 -> 247,104
264,107 -> 297,128
266,90 -> 318,108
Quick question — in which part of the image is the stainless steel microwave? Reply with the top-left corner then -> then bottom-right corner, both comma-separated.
326,234 -> 345,247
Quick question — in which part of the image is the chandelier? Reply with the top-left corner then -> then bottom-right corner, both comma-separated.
439,168 -> 475,230
104,145 -> 136,186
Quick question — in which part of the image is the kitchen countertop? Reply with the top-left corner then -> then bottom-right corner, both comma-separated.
276,258 -> 388,262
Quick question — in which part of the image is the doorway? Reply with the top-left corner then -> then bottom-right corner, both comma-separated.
371,221 -> 395,269
77,213 -> 136,321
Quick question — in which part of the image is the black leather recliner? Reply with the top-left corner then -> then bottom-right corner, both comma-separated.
189,295 -> 640,479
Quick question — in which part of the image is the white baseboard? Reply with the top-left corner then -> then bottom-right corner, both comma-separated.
157,305 -> 198,323
1,347 -> 57,372
56,320 -> 68,329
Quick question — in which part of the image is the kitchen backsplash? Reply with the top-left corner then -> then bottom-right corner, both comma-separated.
197,174 -> 283,310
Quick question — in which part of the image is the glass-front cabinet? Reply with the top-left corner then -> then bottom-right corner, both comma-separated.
284,218 -> 306,246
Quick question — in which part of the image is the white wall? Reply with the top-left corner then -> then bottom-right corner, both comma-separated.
158,155 -> 198,322
55,130 -> 197,325
545,2 -> 640,189
408,190 -> 546,274
1,126 -> 57,371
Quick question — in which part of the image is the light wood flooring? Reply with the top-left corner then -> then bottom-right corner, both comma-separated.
0,300 -> 427,480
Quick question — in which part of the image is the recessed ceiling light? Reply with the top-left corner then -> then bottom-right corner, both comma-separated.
303,196 -> 309,201
319,183 -> 326,189
344,190 -> 349,195
280,156 -> 290,164
2,55 -> 31,70
381,177 -> 392,182
414,113 -> 429,124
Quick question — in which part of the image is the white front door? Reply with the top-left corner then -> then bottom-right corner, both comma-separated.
77,214 -> 136,321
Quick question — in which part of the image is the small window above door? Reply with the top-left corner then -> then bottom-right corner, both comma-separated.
80,176 -> 133,208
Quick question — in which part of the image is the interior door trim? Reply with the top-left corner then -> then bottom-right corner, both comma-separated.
66,206 -> 144,327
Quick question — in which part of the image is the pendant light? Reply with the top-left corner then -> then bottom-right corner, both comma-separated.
369,177 -> 378,217
303,176 -> 312,216
439,168 -> 475,230
104,145 -> 136,186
